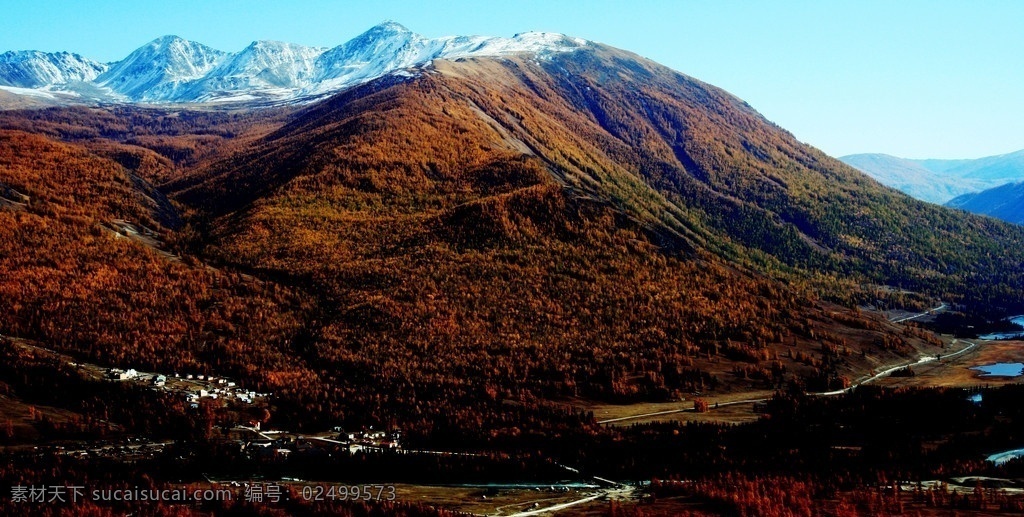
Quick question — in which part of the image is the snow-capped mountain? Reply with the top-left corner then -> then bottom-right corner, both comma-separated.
193,40 -> 326,101
0,50 -> 107,88
0,22 -> 588,105
307,22 -> 585,96
95,35 -> 228,101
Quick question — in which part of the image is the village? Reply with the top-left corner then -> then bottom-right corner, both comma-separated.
104,366 -> 268,408
100,362 -> 404,458
61,348 -> 405,462
227,424 -> 403,461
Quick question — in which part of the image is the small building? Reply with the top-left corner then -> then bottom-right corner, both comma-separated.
109,369 -> 138,381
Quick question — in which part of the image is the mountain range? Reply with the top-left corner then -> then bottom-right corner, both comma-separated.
6,21 -> 1024,515
841,150 -> 1024,204
2,20 -> 1024,460
0,22 -> 586,105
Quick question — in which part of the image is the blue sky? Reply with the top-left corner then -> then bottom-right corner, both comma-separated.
1,0 -> 1021,159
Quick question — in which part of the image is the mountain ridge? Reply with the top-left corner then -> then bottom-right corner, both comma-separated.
0,50 -> 107,88
0,22 -> 587,105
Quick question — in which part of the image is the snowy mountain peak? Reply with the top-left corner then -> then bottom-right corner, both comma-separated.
364,21 -> 415,36
150,34 -> 189,46
192,40 -> 327,102
511,31 -> 588,48
96,36 -> 227,101
0,23 -> 590,105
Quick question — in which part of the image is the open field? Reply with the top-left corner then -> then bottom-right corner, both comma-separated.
574,390 -> 773,427
392,483 -> 614,516
0,393 -> 91,443
874,339 -> 1024,389
573,335 -> 1021,427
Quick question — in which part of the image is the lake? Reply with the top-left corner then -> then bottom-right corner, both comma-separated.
972,362 -> 1024,377
988,448 -> 1024,465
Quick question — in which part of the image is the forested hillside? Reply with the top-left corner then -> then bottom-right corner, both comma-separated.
1,44 -> 1023,446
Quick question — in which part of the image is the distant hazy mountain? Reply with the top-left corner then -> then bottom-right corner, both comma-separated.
0,22 -> 586,105
841,151 -> 1024,204
918,149 -> 1024,183
947,181 -> 1024,224
838,154 -> 986,204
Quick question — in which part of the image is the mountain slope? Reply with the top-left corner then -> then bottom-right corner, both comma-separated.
174,45 -> 1024,316
947,181 -> 1024,224
147,43 -> 1024,434
0,101 -> 937,444
160,43 -> 980,423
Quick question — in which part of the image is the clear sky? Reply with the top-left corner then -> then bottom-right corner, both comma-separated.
1,0 -> 1021,159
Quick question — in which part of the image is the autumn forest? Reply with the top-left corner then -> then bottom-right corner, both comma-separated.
2,45 -> 1024,516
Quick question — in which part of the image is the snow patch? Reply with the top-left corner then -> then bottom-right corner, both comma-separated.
0,85 -> 57,99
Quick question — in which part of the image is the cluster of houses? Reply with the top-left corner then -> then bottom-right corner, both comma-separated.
335,428 -> 402,450
105,367 -> 267,409
237,427 -> 402,460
